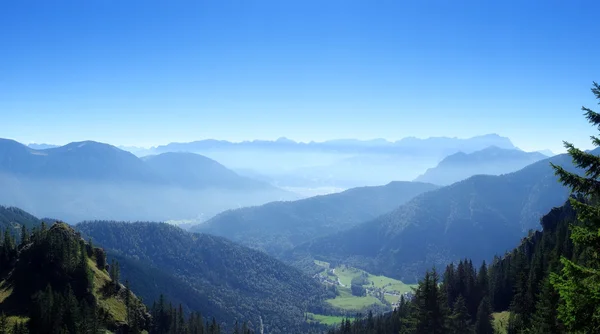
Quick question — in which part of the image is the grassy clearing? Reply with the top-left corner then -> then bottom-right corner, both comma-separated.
335,266 -> 363,287
0,281 -> 12,304
384,294 -> 400,304
313,263 -> 416,321
305,312 -> 348,326
314,260 -> 330,268
7,315 -> 29,327
89,258 -> 127,323
326,287 -> 382,310
493,311 -> 510,334
368,273 -> 416,294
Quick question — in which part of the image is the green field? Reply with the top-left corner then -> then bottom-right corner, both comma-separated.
331,264 -> 416,294
384,294 -> 400,304
493,311 -> 510,334
313,261 -> 416,314
326,286 -> 383,310
305,312 -> 348,326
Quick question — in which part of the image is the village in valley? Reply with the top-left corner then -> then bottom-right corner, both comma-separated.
312,260 -> 415,311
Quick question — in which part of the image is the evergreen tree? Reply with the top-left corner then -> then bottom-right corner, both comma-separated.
449,296 -> 472,334
550,81 -> 600,333
0,312 -> 8,334
476,261 -> 489,306
20,225 -> 29,247
474,297 -> 493,334
413,269 -> 448,334
529,278 -> 561,334
125,280 -> 132,324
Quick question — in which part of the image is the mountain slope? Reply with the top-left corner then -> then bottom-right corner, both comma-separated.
0,206 -> 41,230
77,221 -> 329,333
143,152 -> 275,190
0,139 -> 158,183
288,151 -> 586,283
414,146 -> 548,185
327,200 -> 582,334
0,222 -> 149,332
0,139 -> 294,223
193,181 -> 438,256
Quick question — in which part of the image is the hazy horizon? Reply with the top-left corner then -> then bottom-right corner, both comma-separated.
14,134 -> 560,155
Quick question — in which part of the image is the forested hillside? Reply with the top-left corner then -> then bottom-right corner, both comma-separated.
325,198 -> 587,333
0,222 -> 149,333
288,150 -> 586,282
78,221 -> 331,333
0,206 -> 41,230
194,181 -> 438,256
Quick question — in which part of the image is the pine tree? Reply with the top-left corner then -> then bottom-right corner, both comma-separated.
476,261 -> 489,306
474,297 -> 493,334
125,280 -> 132,324
550,81 -> 600,333
0,312 -> 8,334
20,225 -> 29,247
529,278 -> 561,334
413,269 -> 448,334
449,296 -> 472,334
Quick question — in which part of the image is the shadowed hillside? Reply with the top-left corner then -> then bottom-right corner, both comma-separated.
288,151 -> 589,282
194,181 -> 438,256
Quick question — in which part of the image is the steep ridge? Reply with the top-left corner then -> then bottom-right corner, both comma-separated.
0,222 -> 149,333
0,206 -> 41,230
288,151 -> 588,282
414,146 -> 548,185
77,221 -> 329,333
194,181 -> 438,256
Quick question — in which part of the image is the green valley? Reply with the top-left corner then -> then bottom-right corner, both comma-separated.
312,260 -> 416,315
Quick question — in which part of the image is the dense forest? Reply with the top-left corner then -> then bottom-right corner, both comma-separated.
77,221 -> 333,333
195,181 -> 438,256
0,221 -> 150,333
0,221 -> 259,334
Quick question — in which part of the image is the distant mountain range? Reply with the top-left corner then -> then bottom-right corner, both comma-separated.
0,139 -> 294,222
285,150 -> 589,283
21,135 -> 555,191
414,146 -> 549,185
26,143 -> 59,150
193,181 -> 439,256
138,134 -> 527,189
142,133 -> 517,156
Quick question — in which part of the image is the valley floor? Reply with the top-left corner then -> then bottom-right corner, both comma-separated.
310,260 -> 417,325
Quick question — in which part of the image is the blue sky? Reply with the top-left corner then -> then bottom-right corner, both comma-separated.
1,0 -> 599,152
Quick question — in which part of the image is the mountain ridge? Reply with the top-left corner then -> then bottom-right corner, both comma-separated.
193,181 -> 439,256
414,146 -> 549,185
287,150 -> 592,282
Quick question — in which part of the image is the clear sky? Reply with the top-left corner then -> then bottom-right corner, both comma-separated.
1,0 -> 599,153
